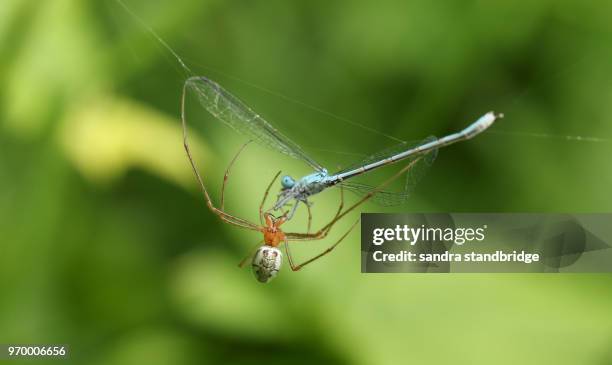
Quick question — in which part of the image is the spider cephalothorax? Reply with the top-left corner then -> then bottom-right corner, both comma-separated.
262,214 -> 286,248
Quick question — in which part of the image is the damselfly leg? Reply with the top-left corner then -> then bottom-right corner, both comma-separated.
284,156 -> 423,241
279,158 -> 422,270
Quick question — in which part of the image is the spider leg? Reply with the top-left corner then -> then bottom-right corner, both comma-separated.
285,181 -> 345,241
305,183 -> 344,239
285,217 -> 360,271
221,140 -> 252,210
285,157 -> 421,240
181,81 -> 260,231
259,171 -> 282,225
238,240 -> 264,268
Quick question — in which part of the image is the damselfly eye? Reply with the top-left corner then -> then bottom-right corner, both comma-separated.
281,176 -> 295,189
251,246 -> 282,283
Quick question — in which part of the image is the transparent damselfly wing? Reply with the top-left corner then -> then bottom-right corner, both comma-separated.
337,136 -> 438,206
184,76 -> 325,172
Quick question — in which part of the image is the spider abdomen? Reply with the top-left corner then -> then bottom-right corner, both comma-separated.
252,246 -> 282,283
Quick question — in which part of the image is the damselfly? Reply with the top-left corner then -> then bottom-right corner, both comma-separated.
182,76 -> 502,218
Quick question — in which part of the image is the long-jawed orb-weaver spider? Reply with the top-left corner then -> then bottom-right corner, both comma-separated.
182,131 -> 423,282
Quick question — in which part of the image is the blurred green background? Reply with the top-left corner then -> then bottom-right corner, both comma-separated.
1,0 -> 612,364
